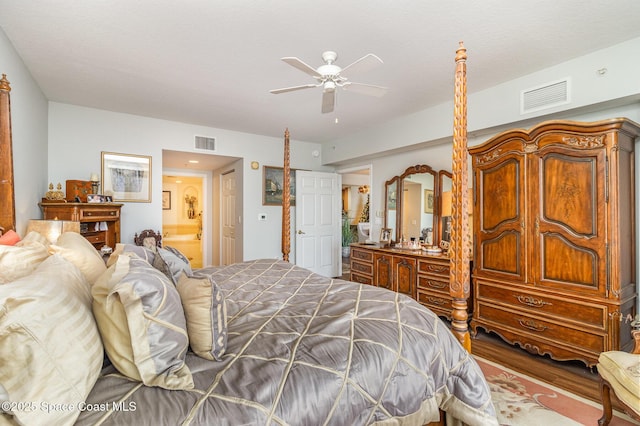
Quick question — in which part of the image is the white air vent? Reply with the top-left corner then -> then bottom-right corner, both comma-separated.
520,78 -> 570,114
194,136 -> 216,151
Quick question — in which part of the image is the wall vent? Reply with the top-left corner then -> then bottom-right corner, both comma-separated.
194,136 -> 216,151
520,78 -> 570,114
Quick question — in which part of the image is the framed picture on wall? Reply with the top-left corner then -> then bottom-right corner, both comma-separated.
162,191 -> 171,210
101,152 -> 152,202
263,166 -> 297,206
424,189 -> 434,213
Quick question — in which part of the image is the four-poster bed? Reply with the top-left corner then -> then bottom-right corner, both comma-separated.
0,46 -> 497,426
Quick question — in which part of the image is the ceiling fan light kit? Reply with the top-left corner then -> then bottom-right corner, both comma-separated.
270,51 -> 387,113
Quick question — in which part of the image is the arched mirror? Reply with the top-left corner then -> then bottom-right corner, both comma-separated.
384,165 -> 438,244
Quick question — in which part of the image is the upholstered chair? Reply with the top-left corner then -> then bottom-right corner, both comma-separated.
597,329 -> 640,425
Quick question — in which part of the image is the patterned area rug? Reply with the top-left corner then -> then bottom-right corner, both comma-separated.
475,356 -> 639,426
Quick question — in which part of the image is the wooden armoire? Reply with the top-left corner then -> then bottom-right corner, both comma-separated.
469,118 -> 639,367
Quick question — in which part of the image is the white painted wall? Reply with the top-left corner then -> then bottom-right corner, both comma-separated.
46,103 -> 328,262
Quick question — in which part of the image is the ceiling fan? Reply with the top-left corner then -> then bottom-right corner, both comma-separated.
270,51 -> 387,113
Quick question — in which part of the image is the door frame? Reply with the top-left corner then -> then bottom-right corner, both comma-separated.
162,168 -> 212,266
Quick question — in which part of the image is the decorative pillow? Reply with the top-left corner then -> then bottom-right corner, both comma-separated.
176,272 -> 228,361
0,229 -> 20,246
0,255 -> 103,426
92,253 -> 193,390
49,232 -> 106,285
0,237 -> 49,284
156,247 -> 193,284
106,243 -> 156,267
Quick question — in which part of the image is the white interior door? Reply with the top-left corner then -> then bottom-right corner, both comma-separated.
295,170 -> 341,277
221,170 -> 236,265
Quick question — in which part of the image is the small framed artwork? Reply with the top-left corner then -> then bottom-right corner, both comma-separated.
162,191 -> 171,210
424,189 -> 434,213
263,165 -> 297,206
101,152 -> 151,202
87,194 -> 105,203
380,227 -> 392,247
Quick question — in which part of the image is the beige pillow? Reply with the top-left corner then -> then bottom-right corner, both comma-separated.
0,236 -> 49,284
176,273 -> 228,361
49,232 -> 106,284
92,254 -> 193,390
0,254 -> 103,426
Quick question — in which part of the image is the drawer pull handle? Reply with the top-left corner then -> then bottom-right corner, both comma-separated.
516,295 -> 552,308
427,297 -> 446,306
426,280 -> 447,289
518,318 -> 548,332
427,265 -> 447,273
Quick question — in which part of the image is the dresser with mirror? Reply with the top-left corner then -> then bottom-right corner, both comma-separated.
351,164 -> 465,319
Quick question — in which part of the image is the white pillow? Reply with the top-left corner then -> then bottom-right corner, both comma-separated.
92,254 -> 193,390
49,232 -> 106,284
0,255 -> 103,426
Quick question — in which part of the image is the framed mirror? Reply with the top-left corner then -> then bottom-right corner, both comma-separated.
399,165 -> 437,244
384,176 -> 399,243
382,165 -> 455,247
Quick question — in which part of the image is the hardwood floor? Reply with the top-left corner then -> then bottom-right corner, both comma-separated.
471,329 -> 628,412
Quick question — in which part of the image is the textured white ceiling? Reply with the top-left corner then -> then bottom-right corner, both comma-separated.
1,0 -> 639,146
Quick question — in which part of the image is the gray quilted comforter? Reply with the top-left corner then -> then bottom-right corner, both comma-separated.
77,259 -> 497,426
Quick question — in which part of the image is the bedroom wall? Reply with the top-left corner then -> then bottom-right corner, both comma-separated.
0,28 -> 48,234
46,103 -> 328,263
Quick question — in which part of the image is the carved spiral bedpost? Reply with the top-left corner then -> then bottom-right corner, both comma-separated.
450,43 -> 471,352
0,74 -> 15,235
281,128 -> 291,261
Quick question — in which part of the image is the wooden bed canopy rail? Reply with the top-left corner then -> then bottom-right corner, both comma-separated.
280,42 -> 471,351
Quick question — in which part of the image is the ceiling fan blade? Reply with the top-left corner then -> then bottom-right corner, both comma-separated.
342,82 -> 388,97
321,90 -> 335,113
340,53 -> 383,75
281,57 -> 320,78
270,83 -> 318,94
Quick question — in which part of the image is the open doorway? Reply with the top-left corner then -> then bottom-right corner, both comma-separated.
162,150 -> 240,267
162,174 -> 205,267
337,165 -> 372,279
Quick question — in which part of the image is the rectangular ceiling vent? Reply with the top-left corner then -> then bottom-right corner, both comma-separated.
520,77 -> 570,114
194,136 -> 216,152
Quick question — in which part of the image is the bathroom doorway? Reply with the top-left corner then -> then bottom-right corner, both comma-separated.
162,149 -> 241,267
162,174 -> 204,267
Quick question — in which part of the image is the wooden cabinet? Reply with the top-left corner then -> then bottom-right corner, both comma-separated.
39,202 -> 123,250
351,244 -> 454,314
469,118 -> 639,367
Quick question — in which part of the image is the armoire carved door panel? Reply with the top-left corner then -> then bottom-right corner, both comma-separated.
475,150 -> 527,284
531,144 -> 607,295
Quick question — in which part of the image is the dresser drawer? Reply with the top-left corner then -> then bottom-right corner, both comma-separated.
83,233 -> 106,245
475,282 -> 606,328
80,208 -> 120,221
476,303 -> 605,353
351,260 -> 373,276
418,259 -> 449,277
351,247 -> 374,263
417,289 -> 452,312
350,272 -> 373,285
417,276 -> 449,291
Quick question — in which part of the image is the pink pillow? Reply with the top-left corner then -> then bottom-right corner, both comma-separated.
0,230 -> 20,246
